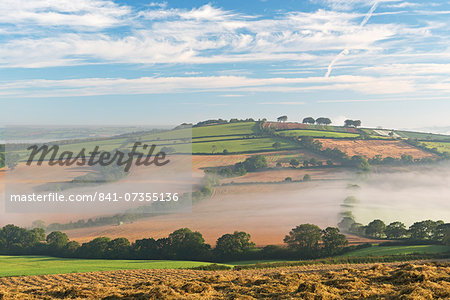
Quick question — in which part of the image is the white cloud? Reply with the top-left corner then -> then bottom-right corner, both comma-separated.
0,74 -> 419,98
0,2 -> 427,68
0,0 -> 131,28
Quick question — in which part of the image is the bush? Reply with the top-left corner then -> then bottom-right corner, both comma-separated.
190,264 -> 232,271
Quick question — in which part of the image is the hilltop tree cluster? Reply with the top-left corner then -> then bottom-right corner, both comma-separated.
344,119 -> 362,127
302,117 -> 332,125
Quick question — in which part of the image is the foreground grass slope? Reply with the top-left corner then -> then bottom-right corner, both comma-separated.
0,256 -> 223,277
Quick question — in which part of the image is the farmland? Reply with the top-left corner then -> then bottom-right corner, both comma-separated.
340,245 -> 450,257
395,130 -> 450,141
421,141 -> 450,154
191,137 -> 298,153
0,256 -> 222,277
192,150 -> 323,170
316,139 -> 436,159
278,129 -> 359,139
0,261 -> 448,299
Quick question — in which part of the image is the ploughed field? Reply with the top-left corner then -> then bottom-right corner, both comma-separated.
0,261 -> 448,299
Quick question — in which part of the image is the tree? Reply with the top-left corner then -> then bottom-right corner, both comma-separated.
344,120 -> 362,127
78,237 -> 111,258
302,117 -> 315,124
284,177 -> 292,182
338,217 -> 355,232
435,223 -> 450,242
365,220 -> 386,238
385,222 -> 408,239
350,155 -> 371,172
60,241 -> 79,257
322,227 -> 348,255
315,117 -> 332,125
284,224 -> 322,254
277,115 -> 288,122
214,231 -> 255,261
166,228 -> 211,260
272,142 -> 281,149
303,174 -> 311,181
46,231 -> 69,248
132,238 -> 159,259
349,222 -> 366,236
289,158 -> 300,168
106,238 -> 131,259
409,220 -> 443,240
242,155 -> 267,171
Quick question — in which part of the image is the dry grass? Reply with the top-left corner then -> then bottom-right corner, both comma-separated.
317,139 -> 436,159
0,261 -> 448,299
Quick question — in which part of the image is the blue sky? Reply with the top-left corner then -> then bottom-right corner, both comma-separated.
0,0 -> 449,130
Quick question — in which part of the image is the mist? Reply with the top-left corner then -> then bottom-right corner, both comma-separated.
350,163 -> 450,226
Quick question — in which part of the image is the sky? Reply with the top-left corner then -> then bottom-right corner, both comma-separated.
0,0 -> 449,130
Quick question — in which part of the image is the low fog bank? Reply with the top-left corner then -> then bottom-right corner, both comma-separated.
352,162 -> 450,226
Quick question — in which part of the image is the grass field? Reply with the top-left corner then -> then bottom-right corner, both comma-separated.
278,129 -> 358,138
421,141 -> 450,154
395,130 -> 450,141
0,256 -> 223,277
192,137 -> 298,153
339,245 -> 450,257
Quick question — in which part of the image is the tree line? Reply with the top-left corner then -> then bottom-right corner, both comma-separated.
0,223 -> 356,262
339,218 -> 450,244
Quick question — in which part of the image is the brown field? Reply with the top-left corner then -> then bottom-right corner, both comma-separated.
263,121 -> 308,130
317,139 -> 436,159
1,262 -> 448,299
192,150 -> 325,171
66,180 -> 349,246
221,167 -> 349,184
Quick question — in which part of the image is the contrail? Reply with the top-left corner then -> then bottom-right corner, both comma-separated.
325,1 -> 380,78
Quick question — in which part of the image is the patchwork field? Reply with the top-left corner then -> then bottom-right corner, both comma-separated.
263,122 -> 360,133
278,129 -> 358,139
316,139 -> 436,159
395,130 -> 450,141
191,137 -> 298,153
422,141 -> 450,154
220,168 -> 350,184
191,150 -> 324,171
0,262 -> 448,299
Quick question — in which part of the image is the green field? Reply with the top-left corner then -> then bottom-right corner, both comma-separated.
421,141 -> 450,154
0,256 -> 225,277
278,129 -> 358,138
339,245 -> 450,257
192,122 -> 257,137
395,130 -> 450,141
192,137 -> 298,153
